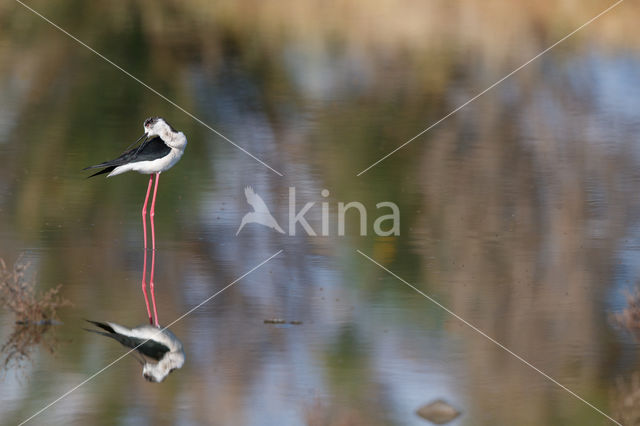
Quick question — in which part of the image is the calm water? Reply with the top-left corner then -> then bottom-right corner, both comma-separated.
1,1 -> 640,425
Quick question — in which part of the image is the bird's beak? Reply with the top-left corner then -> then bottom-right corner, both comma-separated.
134,133 -> 151,155
122,133 -> 148,153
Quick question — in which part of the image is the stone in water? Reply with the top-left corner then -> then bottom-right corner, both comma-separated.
416,399 -> 461,424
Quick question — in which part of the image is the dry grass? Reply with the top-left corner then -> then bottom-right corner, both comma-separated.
0,258 -> 70,370
0,258 -> 68,324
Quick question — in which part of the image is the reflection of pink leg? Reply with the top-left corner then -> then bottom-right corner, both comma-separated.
141,248 -> 152,324
149,173 -> 160,327
141,175 -> 154,324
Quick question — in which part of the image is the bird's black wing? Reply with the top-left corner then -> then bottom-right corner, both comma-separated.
86,320 -> 116,333
129,136 -> 172,162
85,320 -> 170,361
83,137 -> 171,177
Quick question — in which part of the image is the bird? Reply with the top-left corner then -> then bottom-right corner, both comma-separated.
236,186 -> 285,235
84,117 -> 187,327
85,320 -> 185,383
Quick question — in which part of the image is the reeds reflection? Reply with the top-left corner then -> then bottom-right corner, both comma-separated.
0,258 -> 68,371
1,321 -> 60,372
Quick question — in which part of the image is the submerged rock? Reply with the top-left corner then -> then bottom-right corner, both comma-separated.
416,399 -> 461,424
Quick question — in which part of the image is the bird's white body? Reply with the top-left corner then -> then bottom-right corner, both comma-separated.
107,322 -> 181,351
108,146 -> 184,176
108,121 -> 187,177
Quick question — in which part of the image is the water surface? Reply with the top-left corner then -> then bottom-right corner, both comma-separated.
1,1 -> 639,425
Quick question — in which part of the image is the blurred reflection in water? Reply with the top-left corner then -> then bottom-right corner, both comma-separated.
85,320 -> 185,383
1,322 -> 59,373
0,257 -> 67,371
2,1 -> 640,425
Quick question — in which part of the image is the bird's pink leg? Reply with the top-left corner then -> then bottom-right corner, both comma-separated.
141,175 -> 154,325
149,172 -> 160,327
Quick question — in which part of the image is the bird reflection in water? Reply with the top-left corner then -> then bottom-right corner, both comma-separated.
85,320 -> 185,382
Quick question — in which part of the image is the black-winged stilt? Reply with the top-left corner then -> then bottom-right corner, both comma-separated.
85,320 -> 185,383
84,117 -> 187,327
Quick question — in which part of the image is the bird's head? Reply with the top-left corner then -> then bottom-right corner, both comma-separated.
143,117 -> 171,137
142,364 -> 166,383
142,117 -> 186,150
141,351 -> 185,383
